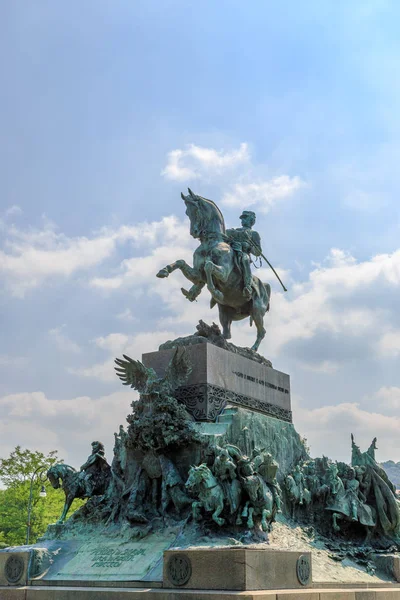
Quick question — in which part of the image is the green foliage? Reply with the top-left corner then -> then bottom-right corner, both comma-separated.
0,446 -> 59,487
0,446 -> 84,546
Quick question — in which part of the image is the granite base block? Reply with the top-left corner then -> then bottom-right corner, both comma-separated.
163,548 -> 312,591
143,343 -> 291,422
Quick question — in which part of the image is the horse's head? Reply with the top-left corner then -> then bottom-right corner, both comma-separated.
244,474 -> 260,502
186,464 -> 212,491
47,465 -> 61,489
181,188 -> 225,239
47,463 -> 76,490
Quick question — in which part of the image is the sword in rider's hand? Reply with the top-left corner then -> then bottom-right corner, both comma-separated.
245,232 -> 288,292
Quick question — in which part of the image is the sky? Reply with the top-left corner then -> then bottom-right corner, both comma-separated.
1,0 -> 400,469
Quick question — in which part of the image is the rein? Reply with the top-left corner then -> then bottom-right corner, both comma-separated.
199,478 -> 219,491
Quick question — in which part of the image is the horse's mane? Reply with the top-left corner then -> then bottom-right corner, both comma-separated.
50,463 -> 77,476
196,194 -> 226,234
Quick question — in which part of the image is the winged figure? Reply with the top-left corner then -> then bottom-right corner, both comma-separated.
114,347 -> 192,400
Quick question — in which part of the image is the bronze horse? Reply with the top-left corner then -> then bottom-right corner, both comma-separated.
185,464 -> 226,526
47,463 -> 111,524
157,189 -> 270,351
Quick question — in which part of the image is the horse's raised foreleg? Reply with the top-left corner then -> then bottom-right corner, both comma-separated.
157,260 -> 201,284
181,282 -> 205,302
157,261 -> 205,301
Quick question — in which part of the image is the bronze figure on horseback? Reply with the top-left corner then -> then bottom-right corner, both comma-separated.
157,188 -> 283,352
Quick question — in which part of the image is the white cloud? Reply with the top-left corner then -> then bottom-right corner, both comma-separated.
293,397 -> 400,462
116,308 -> 138,323
69,359 -> 117,383
4,205 -> 23,217
300,360 -> 339,374
90,217 -> 195,292
378,330 -> 400,357
161,143 -> 306,215
161,143 -> 250,181
49,325 -> 81,354
0,215 -> 192,297
70,330 -> 179,382
222,176 -> 306,213
374,386 -> 400,412
94,333 -> 131,354
0,389 -> 133,468
256,247 -> 400,364
0,222 -> 116,297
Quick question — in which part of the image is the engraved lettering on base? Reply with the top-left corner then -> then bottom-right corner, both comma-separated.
296,554 -> 311,586
167,553 -> 192,586
5,555 -> 24,584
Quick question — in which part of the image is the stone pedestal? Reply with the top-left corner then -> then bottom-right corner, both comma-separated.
142,343 -> 291,422
163,548 -> 311,590
373,555 -> 400,583
0,551 -> 30,587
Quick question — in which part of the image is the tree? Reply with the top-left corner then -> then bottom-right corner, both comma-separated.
0,447 -> 83,546
0,446 -> 59,487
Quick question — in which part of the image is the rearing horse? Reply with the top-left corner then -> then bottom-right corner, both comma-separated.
157,189 -> 270,351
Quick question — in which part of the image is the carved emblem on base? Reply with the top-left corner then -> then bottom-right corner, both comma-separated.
167,553 -> 192,586
296,554 -> 311,586
5,555 -> 24,584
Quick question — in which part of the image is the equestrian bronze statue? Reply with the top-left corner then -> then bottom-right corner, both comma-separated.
157,189 -> 282,352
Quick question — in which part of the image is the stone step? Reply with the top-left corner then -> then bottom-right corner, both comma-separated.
5,584 -> 400,599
